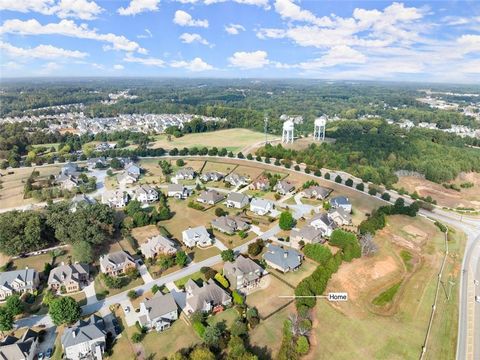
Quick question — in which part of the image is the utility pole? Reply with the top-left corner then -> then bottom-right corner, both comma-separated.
264,115 -> 269,145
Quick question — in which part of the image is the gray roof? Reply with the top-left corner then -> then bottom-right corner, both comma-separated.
61,315 -> 105,349
330,196 -> 351,206
198,189 -> 225,203
227,192 -> 249,204
309,213 -> 335,228
48,263 -> 89,286
0,329 -> 38,360
211,216 -> 249,234
71,194 -> 96,206
224,255 -> 264,280
142,292 -> 178,321
100,251 -> 134,269
291,225 -> 323,242
167,183 -> 184,192
0,269 -> 37,291
277,180 -> 295,192
263,244 -> 302,271
250,198 -> 274,209
185,279 -> 231,313
303,185 -> 332,199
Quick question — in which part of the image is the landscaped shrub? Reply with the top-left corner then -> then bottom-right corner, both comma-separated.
303,244 -> 333,265
214,273 -> 229,288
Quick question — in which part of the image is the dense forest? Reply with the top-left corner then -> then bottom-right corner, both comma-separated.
256,120 -> 480,185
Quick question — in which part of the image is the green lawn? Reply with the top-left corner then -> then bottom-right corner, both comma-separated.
207,308 -> 239,328
94,275 -> 144,299
174,271 -> 205,289
372,282 -> 402,306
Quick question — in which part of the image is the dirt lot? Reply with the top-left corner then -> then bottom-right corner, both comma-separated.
149,128 -> 266,152
395,172 -> 480,209
0,165 -> 61,209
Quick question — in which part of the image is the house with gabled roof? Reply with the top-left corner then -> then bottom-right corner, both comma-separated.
250,198 -> 274,216
290,225 -> 325,249
309,213 -> 336,237
300,185 -> 332,200
224,173 -> 249,187
99,251 -> 136,277
138,292 -> 178,332
101,190 -> 129,208
61,314 -> 106,360
0,268 -> 40,301
250,176 -> 270,191
329,196 -> 352,213
175,167 -> 196,180
223,255 -> 267,291
0,329 -> 39,360
328,207 -> 352,226
211,216 -> 250,235
116,171 -> 138,185
184,279 -> 231,315
48,263 -> 89,294
182,226 -> 212,248
200,171 -> 224,182
167,184 -> 190,199
197,189 -> 225,205
133,185 -> 158,204
226,192 -> 249,209
140,235 -> 177,259
263,244 -> 303,273
275,180 -> 295,195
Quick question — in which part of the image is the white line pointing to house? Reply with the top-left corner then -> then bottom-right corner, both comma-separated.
279,292 -> 348,302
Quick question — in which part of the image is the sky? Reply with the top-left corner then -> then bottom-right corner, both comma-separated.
0,0 -> 479,83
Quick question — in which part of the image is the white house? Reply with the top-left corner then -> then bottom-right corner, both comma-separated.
117,171 -> 138,186
329,196 -> 352,213
175,167 -> 196,180
250,198 -> 274,216
182,226 -> 212,248
133,185 -> 158,204
308,213 -> 336,237
61,315 -> 106,360
275,180 -> 295,195
226,192 -> 249,209
167,184 -> 190,199
224,173 -> 249,187
102,190 -> 129,208
138,292 -> 178,332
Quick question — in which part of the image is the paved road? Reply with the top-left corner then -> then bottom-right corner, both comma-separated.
9,155 -> 480,358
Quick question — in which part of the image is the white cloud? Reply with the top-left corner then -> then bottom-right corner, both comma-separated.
274,0 -> 332,26
179,32 -> 210,45
204,0 -> 270,8
40,62 -> 61,74
228,50 -> 269,69
91,63 -> 104,69
297,45 -> 366,69
170,57 -> 213,71
225,24 -> 245,35
0,19 -> 147,54
0,0 -> 104,20
118,0 -> 160,16
0,41 -> 87,60
123,53 -> 165,67
173,10 -> 209,28
137,28 -> 153,38
113,64 -> 124,70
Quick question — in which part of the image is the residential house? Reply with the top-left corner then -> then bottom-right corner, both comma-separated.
197,189 -> 225,205
300,185 -> 332,200
175,167 -> 196,180
95,142 -> 116,151
99,251 -> 136,276
125,163 -> 141,177
308,213 -> 336,237
184,279 -> 231,315
56,174 -> 80,190
0,269 -> 40,301
87,157 -> 107,170
0,329 -> 39,360
101,190 -> 129,208
140,235 -> 177,259
329,196 -> 352,213
223,255 -> 266,291
328,207 -> 352,226
200,172 -> 224,182
250,198 -> 274,216
70,194 -> 96,212
211,216 -> 250,235
182,226 -> 212,248
167,184 -> 190,199
263,244 -> 303,273
133,185 -> 158,204
48,263 -> 89,293
61,162 -> 79,176
224,173 -> 249,187
290,225 -> 325,249
61,315 -> 106,360
250,176 -> 270,191
226,192 -> 249,209
275,180 -> 295,195
138,292 -> 178,331
116,171 -> 138,185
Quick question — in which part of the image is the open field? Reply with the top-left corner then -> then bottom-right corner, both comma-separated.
201,160 -> 237,175
246,275 -> 294,319
131,224 -> 160,244
149,128 -> 266,152
0,164 -> 61,209
303,215 -> 465,360
395,172 -> 480,210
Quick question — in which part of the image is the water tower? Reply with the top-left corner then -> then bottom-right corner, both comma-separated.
282,119 -> 294,143
314,116 -> 327,141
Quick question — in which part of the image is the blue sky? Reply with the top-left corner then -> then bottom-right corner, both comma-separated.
0,0 -> 479,83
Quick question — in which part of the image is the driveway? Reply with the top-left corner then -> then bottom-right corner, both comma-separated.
37,326 -> 57,355
83,282 -> 97,305
119,299 -> 138,327
214,238 -> 228,251
136,261 -> 154,284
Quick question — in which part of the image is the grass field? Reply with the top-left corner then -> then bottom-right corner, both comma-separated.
302,215 -> 465,360
0,164 -> 61,209
174,271 -> 204,288
246,275 -> 294,318
149,128 -> 266,152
